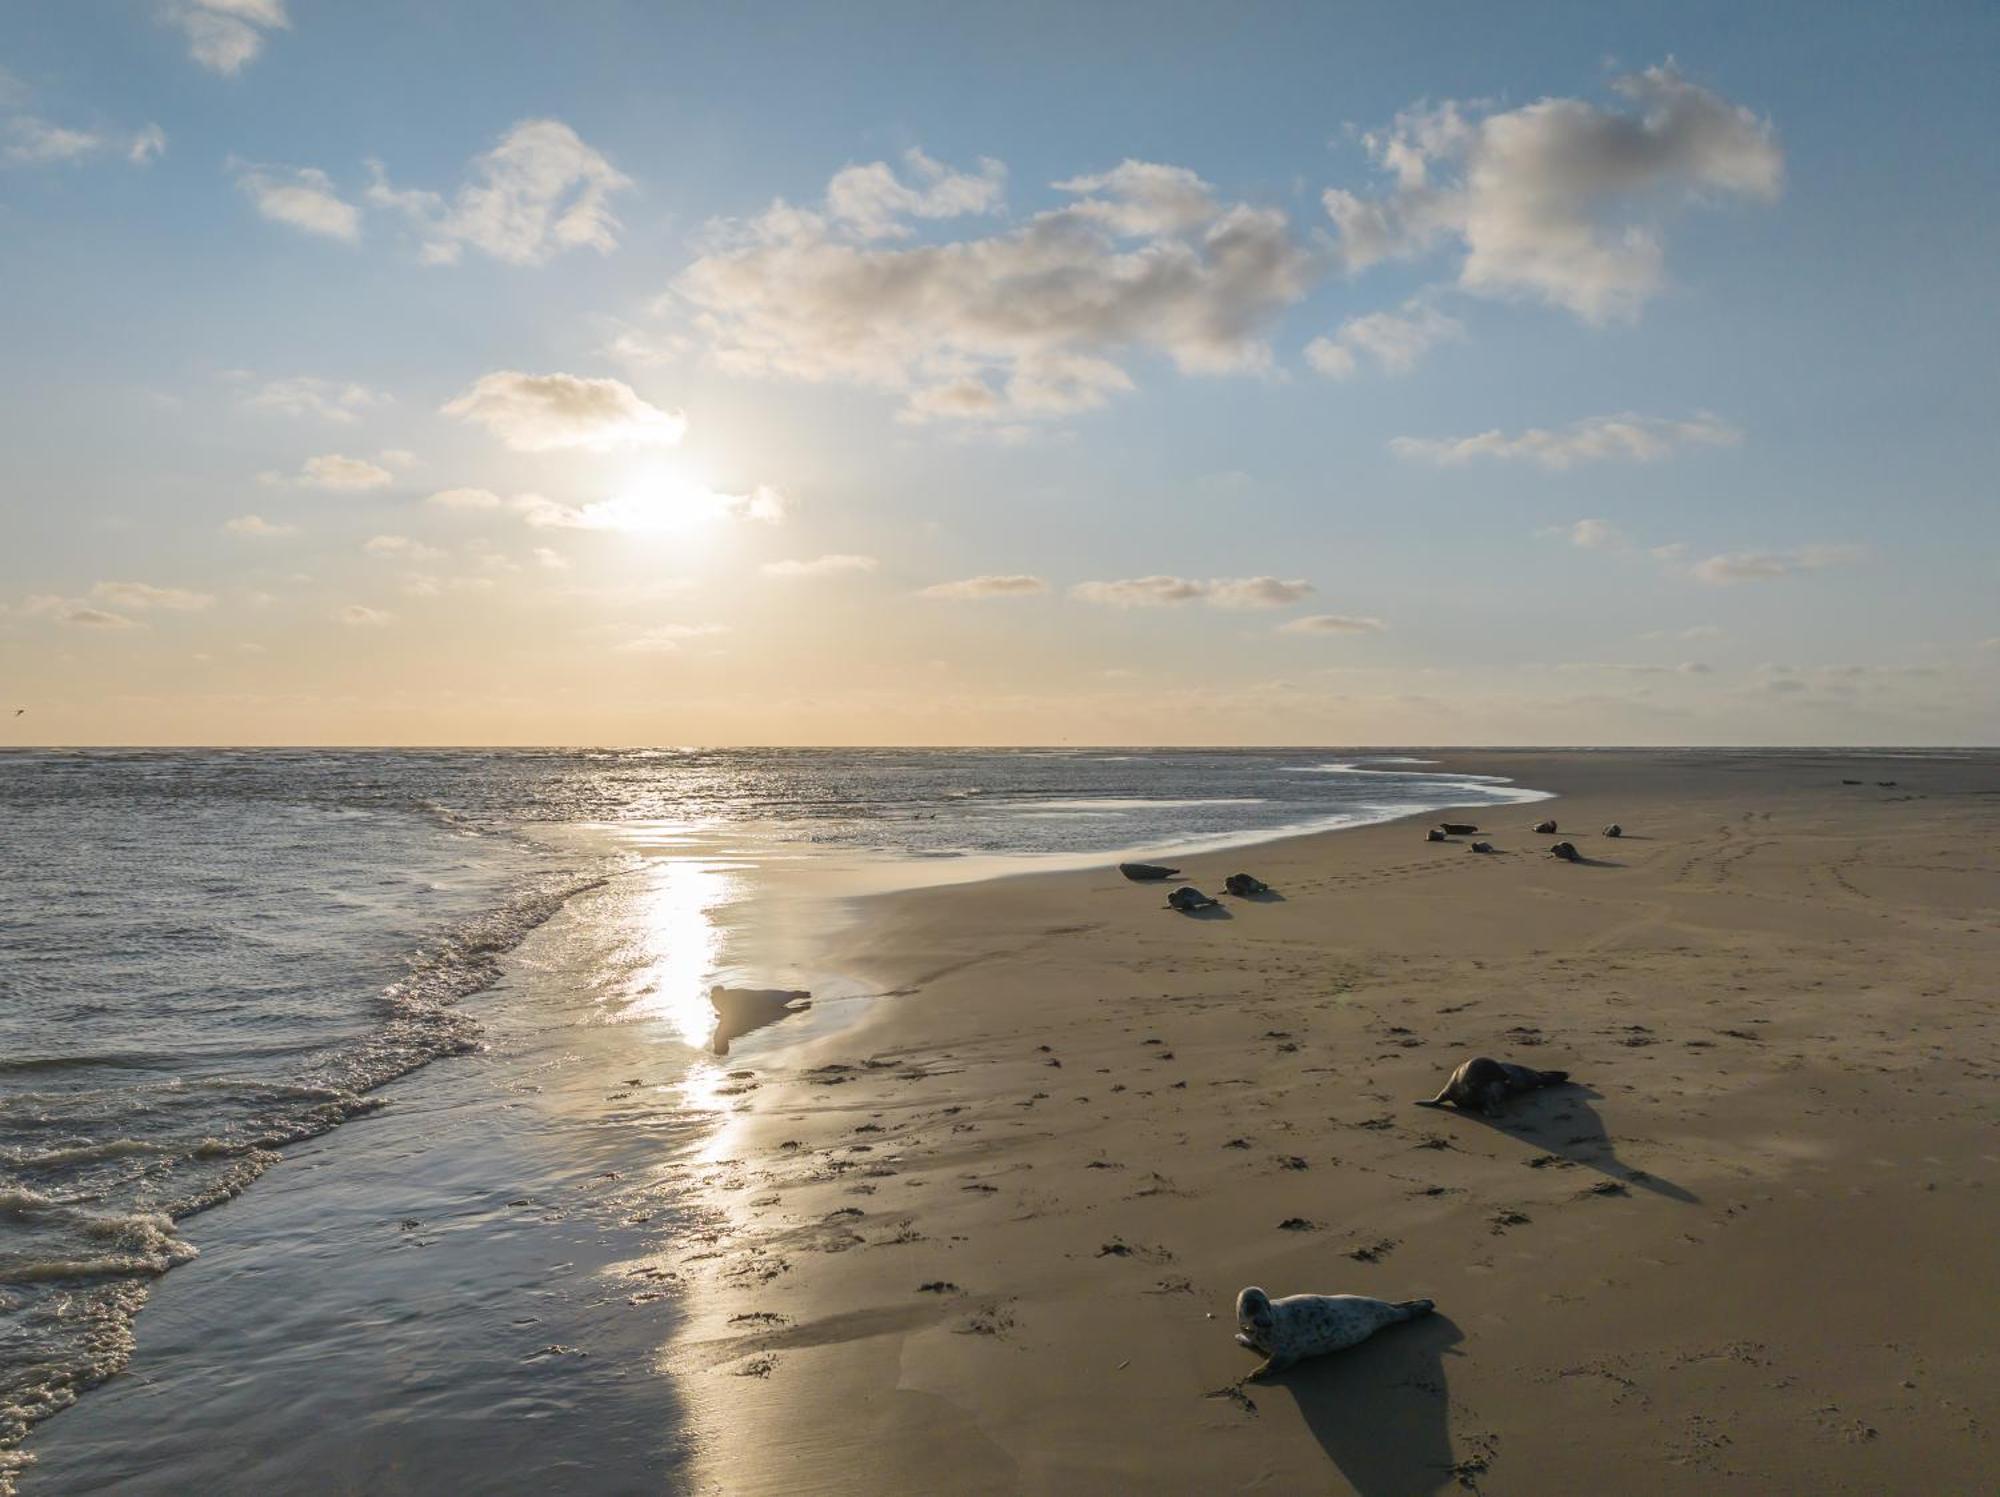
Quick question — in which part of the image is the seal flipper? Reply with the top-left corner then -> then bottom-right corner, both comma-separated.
1536,1069 -> 1570,1086
1394,1298 -> 1436,1318
1248,1352 -> 1298,1380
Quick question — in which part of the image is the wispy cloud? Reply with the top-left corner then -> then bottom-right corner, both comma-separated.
918,574 -> 1049,600
615,623 -> 728,654
762,554 -> 878,579
1394,412 -> 1741,469
336,604 -> 392,626
244,376 -> 387,423
366,120 -> 630,267
1306,298 -> 1463,378
1071,576 -> 1312,609
276,453 -> 394,491
1690,544 -> 1866,585
91,580 -> 214,611
1277,613 -> 1387,634
221,513 -> 296,536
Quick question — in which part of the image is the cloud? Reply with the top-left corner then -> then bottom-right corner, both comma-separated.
282,453 -> 394,491
510,485 -> 784,532
1305,299 -> 1463,378
1278,613 -> 1388,634
919,574 -> 1049,599
1643,624 -> 1724,641
221,513 -> 296,536
674,154 -> 1316,425
366,119 -> 630,266
1567,518 -> 1627,551
245,376 -> 387,423
165,0 -> 289,74
235,163 -> 361,241
1392,412 -> 1741,469
91,580 -> 215,611
761,553 -> 878,579
424,487 -> 504,511
1325,64 -> 1781,321
616,623 -> 728,654
1070,575 -> 1313,609
19,595 -> 139,629
827,148 -> 1007,239
5,118 -> 102,165
1690,544 -> 1866,585
336,604 -> 392,626
441,371 -> 686,452
363,534 -> 444,560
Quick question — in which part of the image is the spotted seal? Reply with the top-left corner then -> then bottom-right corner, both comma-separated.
1549,840 -> 1581,862
1415,1056 -> 1570,1112
1233,1287 -> 1435,1376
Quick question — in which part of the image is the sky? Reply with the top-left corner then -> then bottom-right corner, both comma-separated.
1,0 -> 1996,746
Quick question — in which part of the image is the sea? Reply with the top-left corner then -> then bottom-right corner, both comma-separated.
0,748 -> 1546,1493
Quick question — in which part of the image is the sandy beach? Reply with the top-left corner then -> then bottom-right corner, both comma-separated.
661,750 -> 1998,1495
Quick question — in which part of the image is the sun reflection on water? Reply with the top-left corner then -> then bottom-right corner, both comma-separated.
619,855 -> 744,1048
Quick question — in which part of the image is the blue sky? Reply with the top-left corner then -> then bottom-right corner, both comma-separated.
1,1 -> 1995,744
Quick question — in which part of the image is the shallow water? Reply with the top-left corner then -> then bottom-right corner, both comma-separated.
0,748 -> 1545,1490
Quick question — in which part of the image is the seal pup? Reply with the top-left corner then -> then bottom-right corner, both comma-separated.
1425,828 -> 1446,842
1469,840 -> 1494,853
1603,823 -> 1623,837
1415,1056 -> 1570,1113
1234,1287 -> 1435,1377
1166,885 -> 1219,912
1549,840 -> 1580,862
1223,873 -> 1270,896
1533,818 -> 1558,834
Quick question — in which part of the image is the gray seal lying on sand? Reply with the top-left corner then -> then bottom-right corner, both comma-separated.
1469,840 -> 1494,853
1415,1056 -> 1570,1112
1603,823 -> 1623,837
1549,840 -> 1580,861
1533,818 -> 1558,834
1234,1287 -> 1435,1377
1425,828 -> 1446,842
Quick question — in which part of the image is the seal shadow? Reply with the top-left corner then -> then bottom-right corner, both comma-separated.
1174,902 -> 1234,920
1235,890 -> 1288,903
1451,1085 -> 1698,1203
1272,1311 -> 1465,1497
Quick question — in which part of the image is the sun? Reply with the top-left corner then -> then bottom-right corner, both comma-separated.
591,459 -> 736,536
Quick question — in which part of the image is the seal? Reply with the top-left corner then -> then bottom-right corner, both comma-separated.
1234,1287 -> 1435,1376
1550,840 -> 1581,861
1425,828 -> 1446,842
1469,840 -> 1494,853
1603,823 -> 1623,837
1415,1055 -> 1570,1112
1533,818 -> 1558,834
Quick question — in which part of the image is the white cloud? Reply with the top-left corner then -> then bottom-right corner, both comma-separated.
1392,412 -> 1741,469
424,487 -> 504,511
827,148 -> 1007,239
18,594 -> 140,628
674,155 -> 1316,425
245,376 -> 386,423
287,453 -> 393,491
336,604 -> 392,626
616,623 -> 728,653
165,0 -> 289,75
363,535 -> 444,561
129,124 -> 167,165
1278,613 -> 1387,634
761,554 -> 878,579
510,485 -> 783,533
1306,299 -> 1463,378
1690,544 -> 1866,585
378,448 -> 417,469
92,580 -> 215,612
222,513 -> 296,536
441,371 -> 686,452
919,574 -> 1049,599
1325,64 -> 1782,321
1568,518 -> 1627,551
366,119 -> 630,267
1071,575 -> 1313,609
235,163 -> 361,241
5,118 -> 102,165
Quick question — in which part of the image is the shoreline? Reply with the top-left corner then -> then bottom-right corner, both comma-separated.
657,749 -> 1999,1495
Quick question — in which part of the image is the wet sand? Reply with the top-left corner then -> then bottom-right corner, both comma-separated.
664,751 -> 1999,1495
